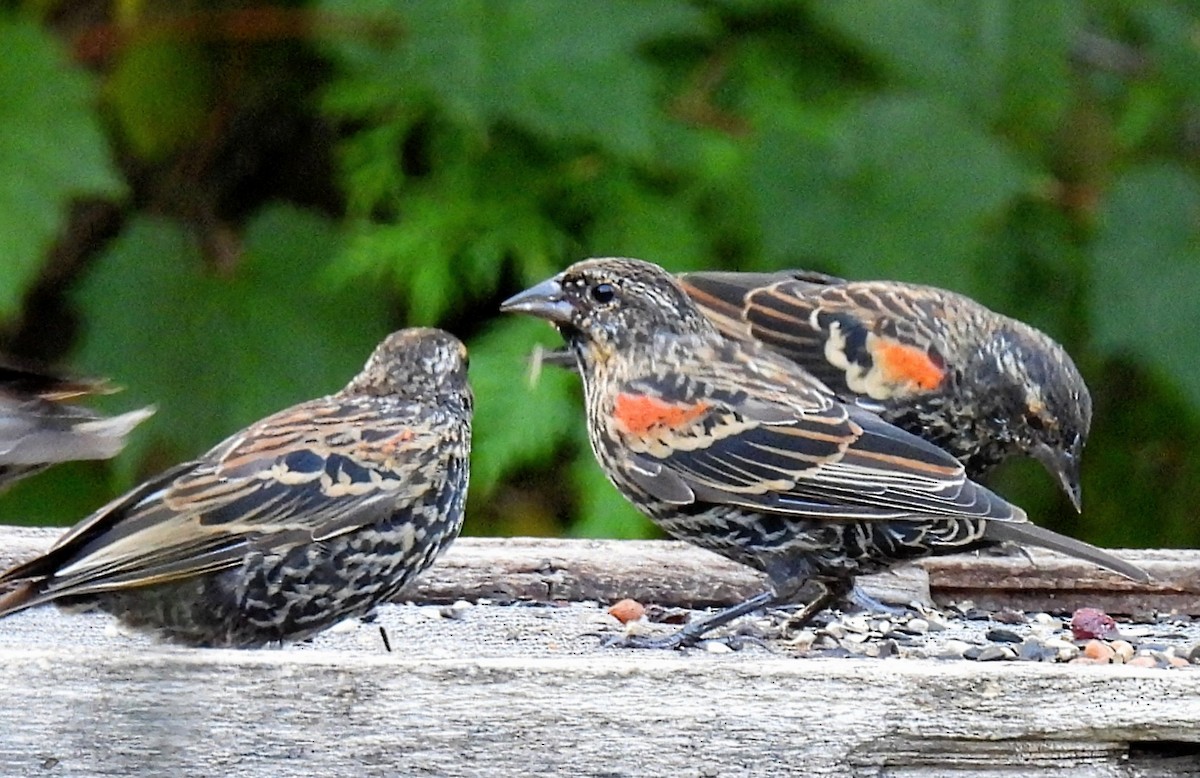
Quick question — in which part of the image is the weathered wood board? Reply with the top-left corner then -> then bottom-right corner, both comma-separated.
1,526 -> 1198,777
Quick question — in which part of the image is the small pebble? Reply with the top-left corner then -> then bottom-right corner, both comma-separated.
1044,638 -> 1080,662
962,646 -> 982,660
942,639 -> 972,659
1069,657 -> 1105,665
1018,638 -> 1052,662
418,605 -> 444,620
842,616 -> 870,634
788,629 -> 817,650
923,615 -> 949,632
702,640 -> 734,654
1111,640 -> 1135,663
986,628 -> 1023,644
823,623 -> 846,640
1127,655 -> 1159,668
1121,625 -> 1153,638
992,610 -> 1026,625
905,618 -> 930,635
877,639 -> 900,659
1071,608 -> 1119,640
1188,645 -> 1200,664
1033,612 -> 1061,629
975,645 -> 1014,662
608,598 -> 646,624
1167,656 -> 1190,669
1083,640 -> 1115,663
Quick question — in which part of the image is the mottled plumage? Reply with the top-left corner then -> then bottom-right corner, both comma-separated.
0,362 -> 153,491
0,328 -> 472,648
503,258 -> 1146,649
678,270 -> 1091,510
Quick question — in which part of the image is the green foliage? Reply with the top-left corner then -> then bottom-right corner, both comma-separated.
106,40 -> 212,160
0,17 -> 122,319
1092,166 -> 1200,409
0,1 -> 1198,550
73,206 -> 392,485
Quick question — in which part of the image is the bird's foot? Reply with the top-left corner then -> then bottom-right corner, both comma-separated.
842,585 -> 912,618
600,630 -> 699,651
601,629 -> 765,652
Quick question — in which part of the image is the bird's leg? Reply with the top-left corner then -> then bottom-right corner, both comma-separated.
780,580 -> 849,635
603,590 -> 778,650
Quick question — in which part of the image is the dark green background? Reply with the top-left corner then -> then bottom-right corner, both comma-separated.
1,1 -> 1197,549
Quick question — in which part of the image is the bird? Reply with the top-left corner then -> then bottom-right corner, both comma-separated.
502,257 -> 1147,649
0,361 -> 154,491
0,328 -> 472,648
677,270 -> 1092,511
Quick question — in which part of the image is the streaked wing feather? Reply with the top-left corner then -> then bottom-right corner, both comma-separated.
620,374 -> 1020,524
18,397 -> 445,594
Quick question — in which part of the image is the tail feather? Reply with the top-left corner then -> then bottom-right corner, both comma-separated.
984,521 -> 1150,583
0,580 -> 45,619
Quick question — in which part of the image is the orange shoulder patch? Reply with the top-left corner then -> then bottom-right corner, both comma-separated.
614,393 -> 710,436
874,341 -> 946,391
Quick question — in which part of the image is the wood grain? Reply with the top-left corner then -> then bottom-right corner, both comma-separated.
2,526 -> 1198,777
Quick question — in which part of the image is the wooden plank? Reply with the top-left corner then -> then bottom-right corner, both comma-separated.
3,527 -> 1196,615
1,633 -> 1199,777
0,526 -> 1198,777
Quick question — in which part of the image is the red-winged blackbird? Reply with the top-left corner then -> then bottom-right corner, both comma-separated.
503,258 -> 1147,649
0,361 -> 153,491
0,328 -> 472,648
678,270 -> 1092,510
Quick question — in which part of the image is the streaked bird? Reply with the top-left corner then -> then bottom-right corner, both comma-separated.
0,361 -> 153,491
503,257 -> 1146,649
679,270 -> 1091,510
0,328 -> 472,648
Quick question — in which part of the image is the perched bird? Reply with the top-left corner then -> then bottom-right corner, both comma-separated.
0,361 -> 153,491
503,258 -> 1147,649
678,270 -> 1092,510
0,328 -> 472,648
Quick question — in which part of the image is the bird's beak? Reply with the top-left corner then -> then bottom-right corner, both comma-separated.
1032,441 -> 1082,513
500,277 -> 574,324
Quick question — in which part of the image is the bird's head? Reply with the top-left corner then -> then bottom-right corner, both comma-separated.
980,326 -> 1092,512
349,327 -> 470,401
501,257 -> 714,363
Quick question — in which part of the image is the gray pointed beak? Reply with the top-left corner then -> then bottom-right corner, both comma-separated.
1032,442 -> 1082,513
500,278 -> 575,323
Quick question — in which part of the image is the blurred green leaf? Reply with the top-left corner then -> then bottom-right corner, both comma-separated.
750,95 -> 1029,292
467,317 -> 581,495
73,205 -> 392,474
321,0 -> 707,159
810,0 -> 981,112
106,40 -> 211,160
1091,164 -> 1200,408
0,18 -> 122,320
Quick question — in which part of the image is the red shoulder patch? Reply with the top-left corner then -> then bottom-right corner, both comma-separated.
614,393 -> 711,436
873,341 -> 946,391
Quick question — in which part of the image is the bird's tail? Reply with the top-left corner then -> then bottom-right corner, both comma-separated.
0,580 -> 44,620
983,521 -> 1150,583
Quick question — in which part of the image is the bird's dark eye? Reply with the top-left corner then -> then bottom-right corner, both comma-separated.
590,282 -> 616,304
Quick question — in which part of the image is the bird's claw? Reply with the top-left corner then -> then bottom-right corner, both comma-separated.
600,631 -> 698,651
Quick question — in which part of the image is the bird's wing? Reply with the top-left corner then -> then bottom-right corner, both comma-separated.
4,396 -> 458,597
611,363 -> 1020,524
680,272 -> 952,404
